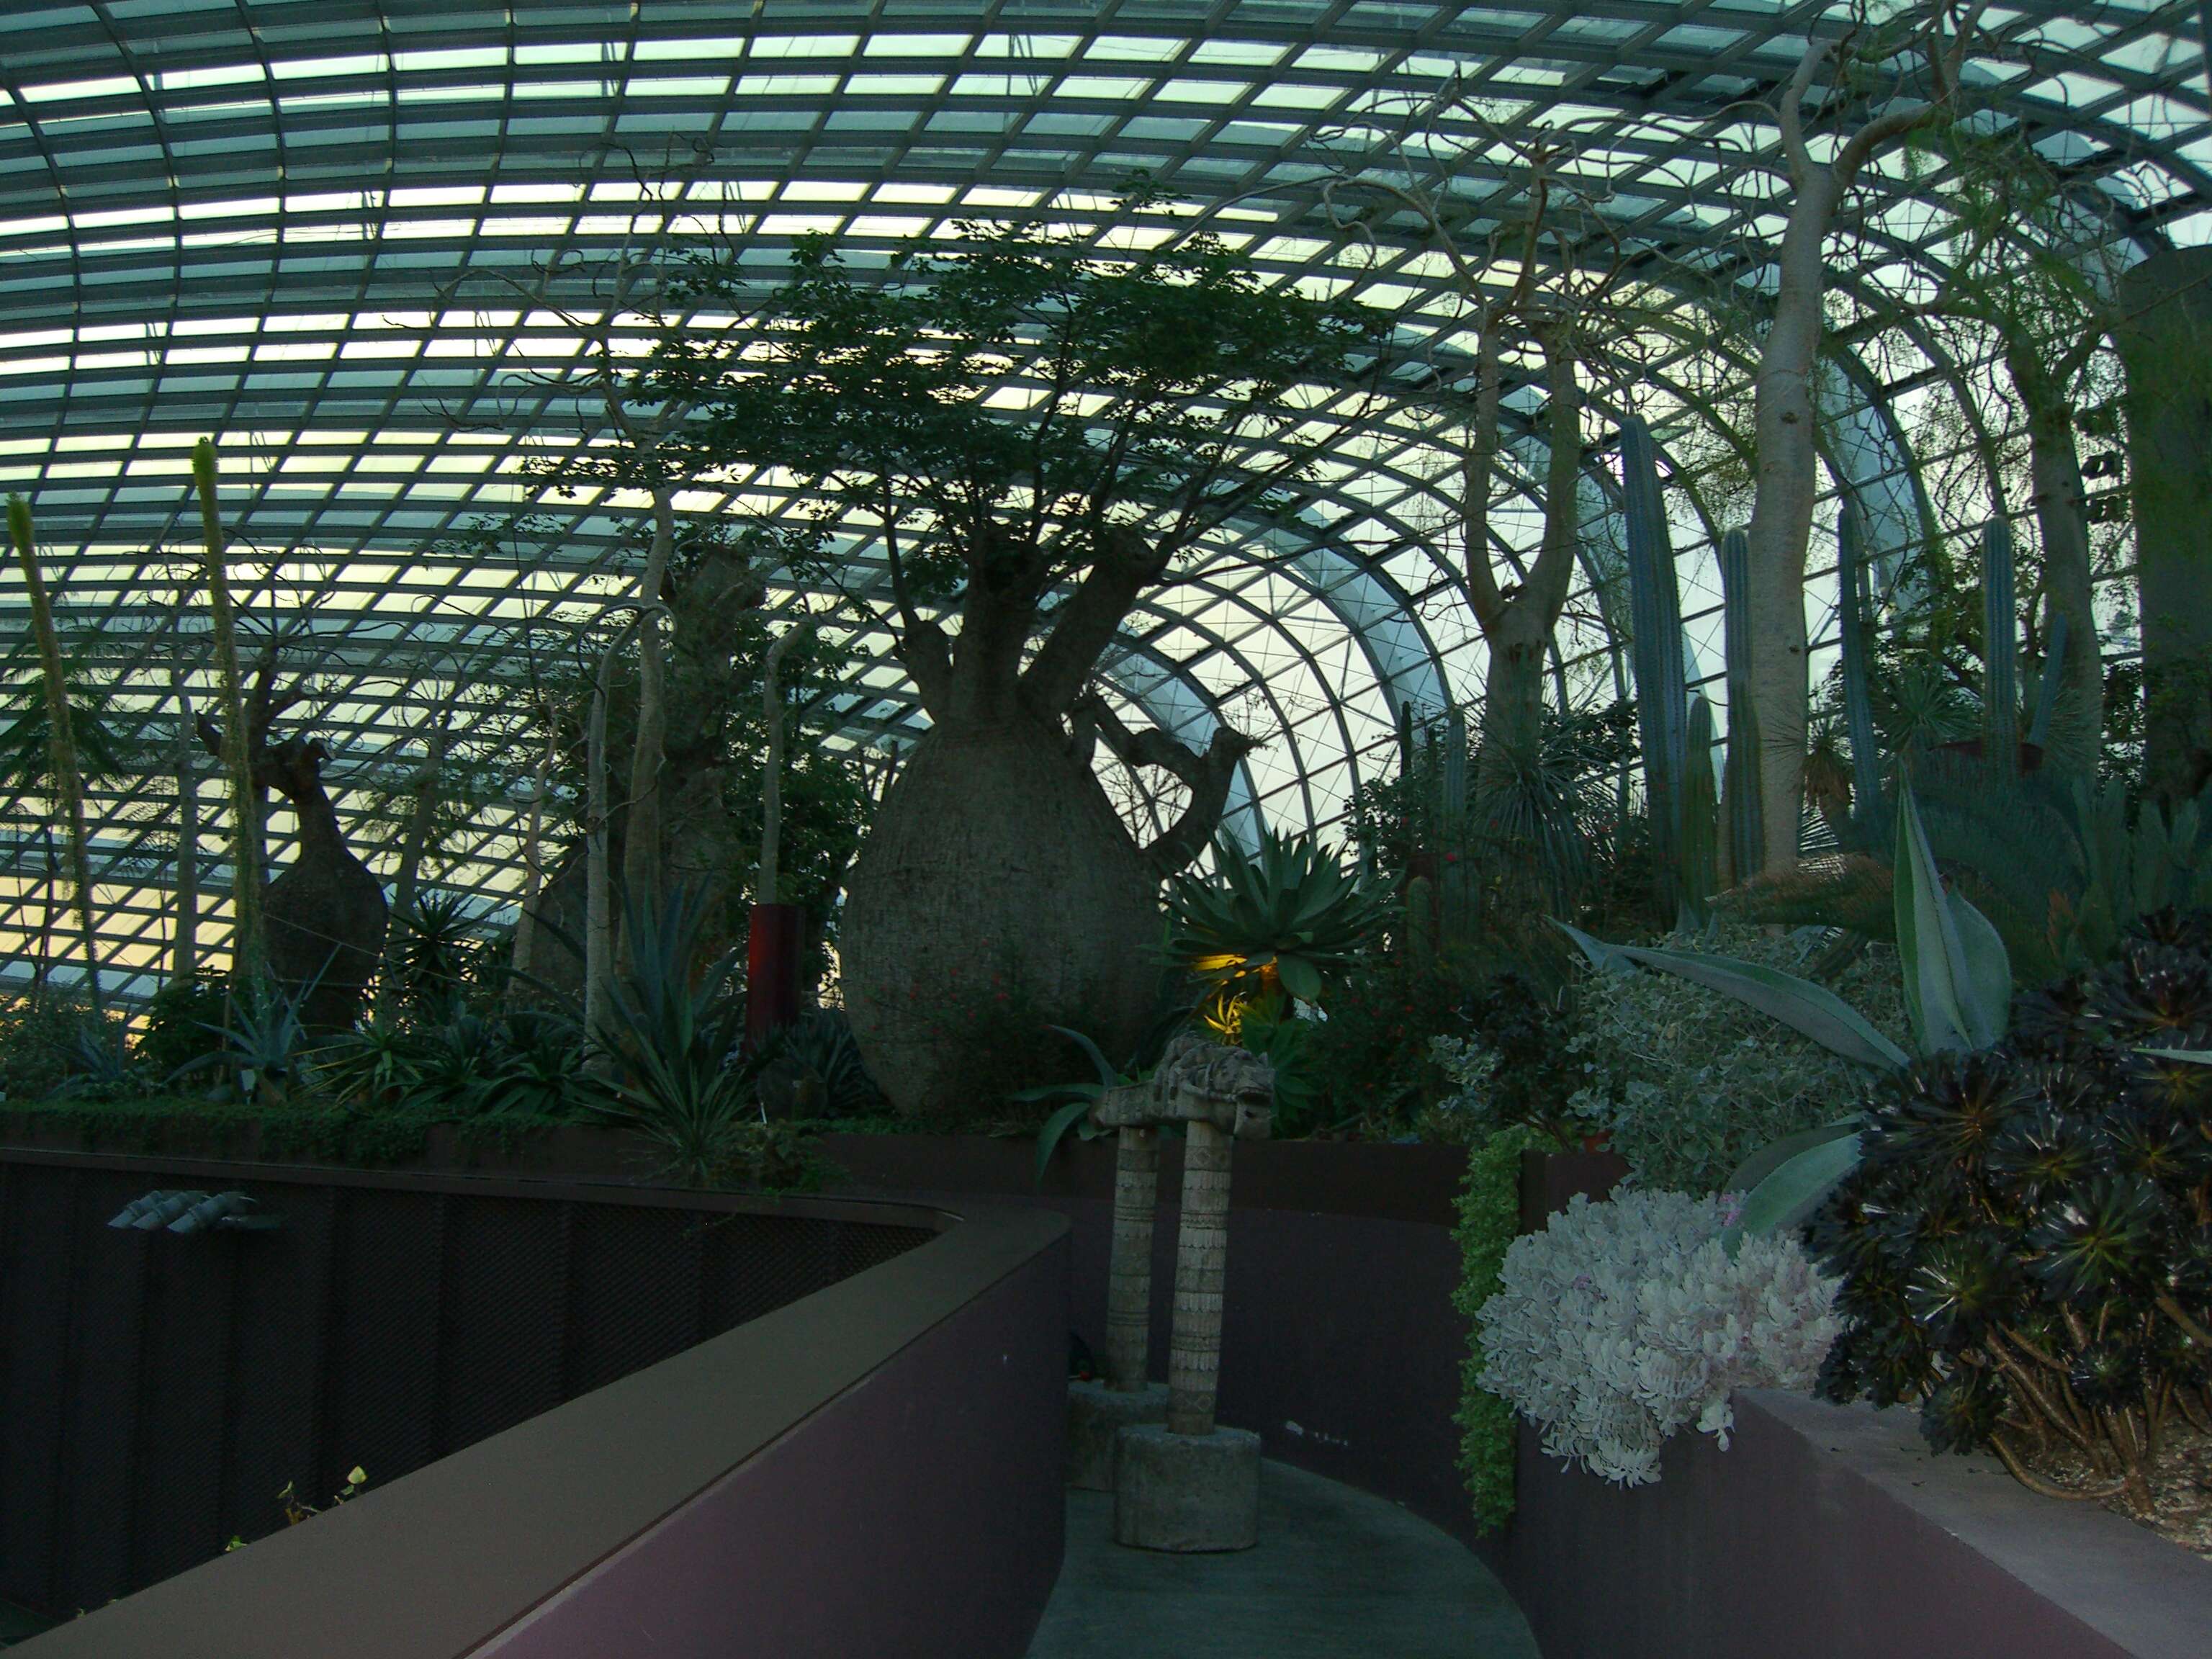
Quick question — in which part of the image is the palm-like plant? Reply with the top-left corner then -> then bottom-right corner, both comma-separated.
1164,828 -> 1392,1030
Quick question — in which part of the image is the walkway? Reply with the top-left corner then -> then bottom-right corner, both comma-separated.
1026,1459 -> 1539,1659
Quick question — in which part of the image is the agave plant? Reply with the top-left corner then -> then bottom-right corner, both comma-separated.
582,884 -> 781,1186
1720,759 -> 2212,986
1564,784 -> 2011,1237
1164,828 -> 1393,1028
394,889 -> 482,1012
314,1020 -> 426,1110
760,1007 -> 884,1119
174,978 -> 319,1105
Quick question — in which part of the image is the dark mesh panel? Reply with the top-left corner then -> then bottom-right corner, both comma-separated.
564,1203 -> 703,1396
320,1190 -> 448,1511
0,1163 -> 76,1607
0,1161 -> 933,1617
436,1197 -> 568,1452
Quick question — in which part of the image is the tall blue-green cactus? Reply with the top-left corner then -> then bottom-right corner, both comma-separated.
1400,705 -> 1479,966
2027,613 -> 2069,752
1835,501 -> 1884,827
1681,693 -> 1721,928
1719,526 -> 1765,882
1982,517 -> 2019,772
1621,416 -> 1687,907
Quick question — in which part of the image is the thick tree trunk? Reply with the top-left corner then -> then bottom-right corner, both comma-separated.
2018,382 -> 2103,775
1470,329 -> 1583,801
838,711 -> 1161,1115
1105,1124 -> 1161,1393
262,788 -> 387,1033
842,518 -> 1239,1115
1744,166 -> 1838,875
1166,1119 -> 1233,1437
2116,248 -> 2212,807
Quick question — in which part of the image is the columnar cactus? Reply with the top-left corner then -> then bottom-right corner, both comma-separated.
1719,526 -> 1766,881
1982,517 -> 2020,770
1622,418 -> 1688,906
1834,503 -> 1883,824
1680,693 -> 1721,927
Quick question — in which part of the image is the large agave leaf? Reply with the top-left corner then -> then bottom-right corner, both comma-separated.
1723,1118 -> 1860,1197
1894,788 -> 2009,1055
1557,922 -> 1910,1071
1725,1130 -> 1863,1243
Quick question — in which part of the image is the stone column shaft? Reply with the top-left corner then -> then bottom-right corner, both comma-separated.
1166,1118 -> 1233,1436
1105,1124 -> 1159,1393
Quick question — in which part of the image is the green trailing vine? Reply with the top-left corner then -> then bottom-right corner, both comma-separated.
1452,1123 -> 1542,1534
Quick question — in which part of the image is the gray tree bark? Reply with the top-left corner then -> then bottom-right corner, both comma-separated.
1466,325 -> 1583,797
1745,24 -> 1968,870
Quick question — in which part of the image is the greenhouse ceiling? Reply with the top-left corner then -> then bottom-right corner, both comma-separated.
0,0 -> 2203,994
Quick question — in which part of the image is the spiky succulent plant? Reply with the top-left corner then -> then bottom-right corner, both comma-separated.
1811,907 -> 2212,1514
1164,827 -> 1393,1022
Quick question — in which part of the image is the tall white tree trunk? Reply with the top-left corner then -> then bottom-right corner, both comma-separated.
619,485 -> 676,943
508,716 -> 558,995
1743,23 -> 1963,870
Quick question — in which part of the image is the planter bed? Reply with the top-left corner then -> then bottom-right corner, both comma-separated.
1487,1386 -> 2212,1659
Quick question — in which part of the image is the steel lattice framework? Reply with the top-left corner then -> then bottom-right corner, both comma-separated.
0,0 -> 2203,998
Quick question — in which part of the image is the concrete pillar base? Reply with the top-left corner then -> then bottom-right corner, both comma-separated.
1111,1424 -> 1261,1552
1066,1380 -> 1170,1490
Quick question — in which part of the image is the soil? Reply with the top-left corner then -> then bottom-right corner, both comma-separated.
2033,1416 -> 2212,1561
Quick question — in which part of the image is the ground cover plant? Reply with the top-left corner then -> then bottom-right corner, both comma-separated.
1476,1187 -> 1843,1485
1565,923 -> 1909,1193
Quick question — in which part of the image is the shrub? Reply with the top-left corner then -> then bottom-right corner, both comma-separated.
1422,971 -> 1596,1146
1303,948 -> 1471,1133
1811,908 -> 2212,1512
1477,1188 -> 1842,1485
1564,923 -> 1909,1192
133,972 -> 230,1083
0,992 -> 114,1102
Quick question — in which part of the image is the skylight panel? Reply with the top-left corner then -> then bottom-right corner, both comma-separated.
973,35 -> 1082,58
863,33 -> 971,58
21,76 -> 137,103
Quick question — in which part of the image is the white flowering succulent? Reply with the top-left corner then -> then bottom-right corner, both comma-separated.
1476,1189 -> 1841,1486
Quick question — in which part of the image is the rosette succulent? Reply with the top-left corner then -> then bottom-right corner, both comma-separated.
1164,827 -> 1393,1028
1810,907 -> 2212,1513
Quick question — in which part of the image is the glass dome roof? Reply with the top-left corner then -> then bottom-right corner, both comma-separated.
1,1 -> 2202,996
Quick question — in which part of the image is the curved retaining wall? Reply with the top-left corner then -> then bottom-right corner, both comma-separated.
4,1149 -> 1069,1659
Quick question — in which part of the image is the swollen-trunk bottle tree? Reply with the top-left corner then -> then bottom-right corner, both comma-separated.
653,226 -> 1379,1113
